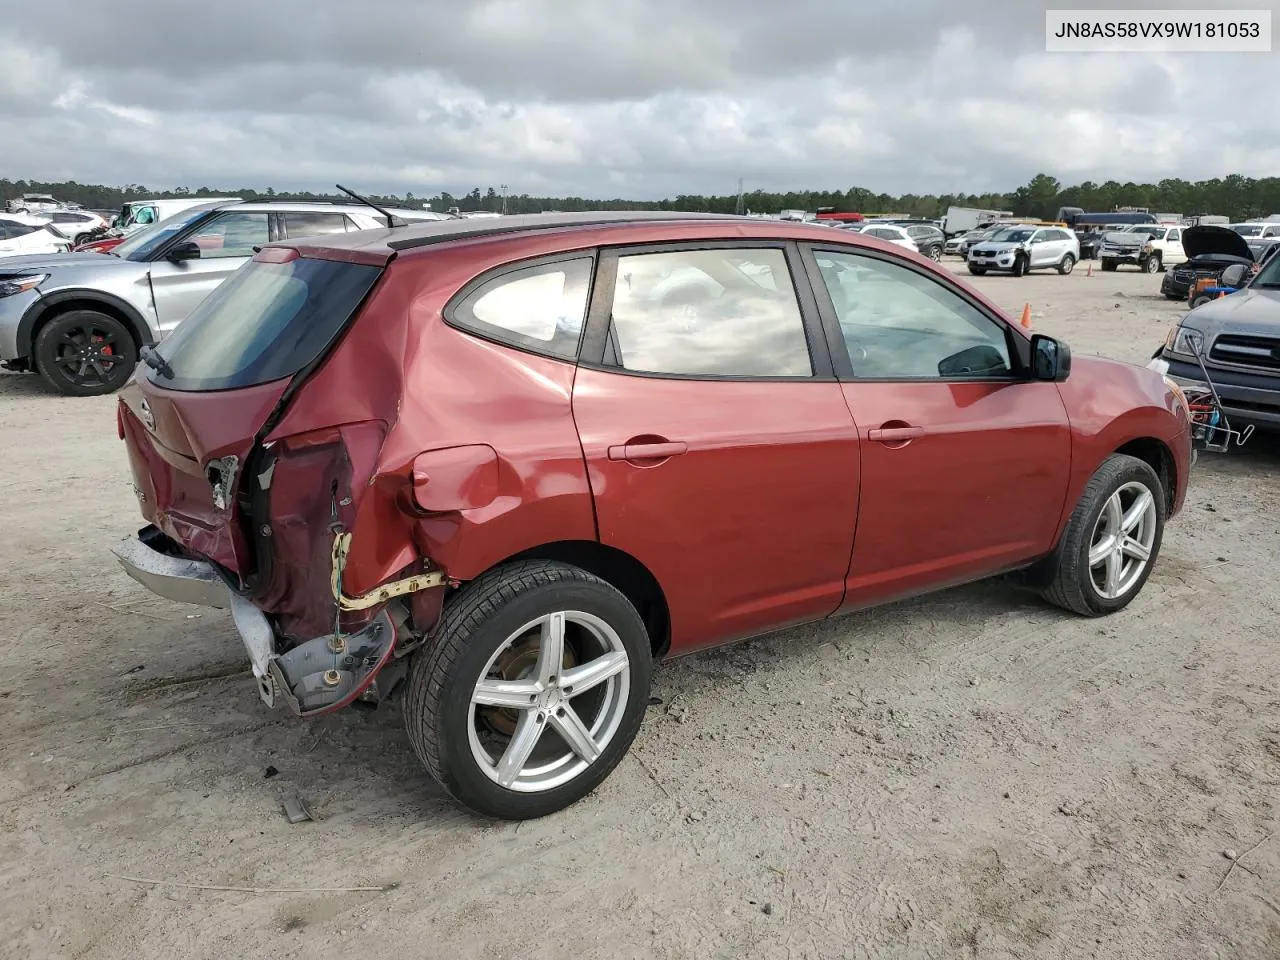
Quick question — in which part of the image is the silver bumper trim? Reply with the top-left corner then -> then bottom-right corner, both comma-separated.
110,535 -> 229,609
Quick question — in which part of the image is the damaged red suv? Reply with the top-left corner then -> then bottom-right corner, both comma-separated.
112,212 -> 1193,819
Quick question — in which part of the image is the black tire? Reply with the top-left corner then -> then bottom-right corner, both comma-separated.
1190,293 -> 1214,309
1143,254 -> 1161,274
1011,254 -> 1027,277
1040,454 -> 1165,617
34,309 -> 137,397
403,560 -> 653,819
968,265 -> 987,276
925,244 -> 943,262
1058,254 -> 1076,276
1101,260 -> 1118,272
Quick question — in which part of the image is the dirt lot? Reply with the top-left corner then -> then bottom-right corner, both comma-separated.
2,261 -> 1278,960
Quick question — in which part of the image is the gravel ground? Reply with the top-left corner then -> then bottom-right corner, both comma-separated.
1,260 -> 1278,960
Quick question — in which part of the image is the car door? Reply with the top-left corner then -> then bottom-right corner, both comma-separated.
1028,229 -> 1055,267
1165,227 -> 1185,264
802,244 -> 1072,611
571,242 -> 860,654
148,211 -> 271,333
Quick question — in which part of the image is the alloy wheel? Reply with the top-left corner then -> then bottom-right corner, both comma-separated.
468,610 -> 631,793
52,323 -> 123,385
1088,481 -> 1157,600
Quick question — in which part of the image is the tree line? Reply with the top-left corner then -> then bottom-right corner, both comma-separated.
4,173 -> 1280,222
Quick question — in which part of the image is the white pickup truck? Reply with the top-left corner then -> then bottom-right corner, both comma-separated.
1099,224 -> 1188,273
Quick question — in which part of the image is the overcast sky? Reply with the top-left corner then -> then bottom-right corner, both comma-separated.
2,0 -> 1278,199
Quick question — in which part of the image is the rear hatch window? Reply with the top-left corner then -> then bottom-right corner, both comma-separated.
145,255 -> 381,391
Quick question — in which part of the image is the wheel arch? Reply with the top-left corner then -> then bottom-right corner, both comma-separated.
1113,436 -> 1177,514
21,290 -> 154,367
492,540 -> 671,658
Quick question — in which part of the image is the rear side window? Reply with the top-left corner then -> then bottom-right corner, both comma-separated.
147,256 -> 381,391
282,212 -> 351,238
449,258 -> 591,360
607,247 -> 811,378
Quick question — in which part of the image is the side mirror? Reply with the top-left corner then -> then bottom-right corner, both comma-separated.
167,241 -> 201,262
1031,334 -> 1071,382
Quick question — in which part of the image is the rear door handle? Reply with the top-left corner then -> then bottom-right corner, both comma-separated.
867,426 -> 924,443
607,441 -> 688,461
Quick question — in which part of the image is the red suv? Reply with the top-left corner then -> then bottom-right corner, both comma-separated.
112,213 -> 1193,819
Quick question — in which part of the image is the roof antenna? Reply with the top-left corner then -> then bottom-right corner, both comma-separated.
335,184 -> 404,228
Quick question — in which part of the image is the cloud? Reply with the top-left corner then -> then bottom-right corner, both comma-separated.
1,0 -> 1278,199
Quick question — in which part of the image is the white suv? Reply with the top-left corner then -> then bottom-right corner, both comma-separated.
967,225 -> 1080,276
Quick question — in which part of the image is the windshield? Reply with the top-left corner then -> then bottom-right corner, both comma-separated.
147,256 -> 382,391
989,228 -> 1033,243
112,207 -> 212,261
1254,248 -> 1280,287
1233,224 -> 1264,237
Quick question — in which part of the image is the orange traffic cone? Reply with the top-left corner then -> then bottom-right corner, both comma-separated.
1019,303 -> 1032,329
1218,290 -> 1226,298
1086,260 -> 1093,277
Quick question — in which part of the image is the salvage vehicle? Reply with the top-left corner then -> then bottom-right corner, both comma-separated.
109,211 -> 1193,819
1098,224 -> 1187,273
0,198 -> 435,396
967,225 -> 1079,276
1161,225 -> 1256,301
0,215 -> 73,257
1151,243 -> 1280,439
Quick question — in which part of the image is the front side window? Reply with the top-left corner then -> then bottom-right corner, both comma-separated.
183,212 -> 270,259
449,257 -> 591,360
608,247 -> 811,378
813,250 -> 1012,380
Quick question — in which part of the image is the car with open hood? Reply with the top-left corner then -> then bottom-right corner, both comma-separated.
0,199 -> 436,396
967,225 -> 1079,277
108,211 -> 1191,819
1150,240 -> 1280,433
1161,225 -> 1256,301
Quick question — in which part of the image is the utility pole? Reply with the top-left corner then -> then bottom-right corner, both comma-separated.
501,184 -> 508,215
735,177 -> 744,216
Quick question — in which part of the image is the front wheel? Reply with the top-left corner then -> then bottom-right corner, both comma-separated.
1010,254 -> 1027,277
1041,454 -> 1165,616
1058,254 -> 1076,275
34,309 -> 138,396
1143,254 -> 1161,274
1190,292 -> 1215,308
403,560 -> 653,819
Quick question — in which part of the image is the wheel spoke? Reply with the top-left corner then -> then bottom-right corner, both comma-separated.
76,360 -> 89,378
494,709 -> 544,787
549,704 -> 601,763
536,612 -> 565,685
1102,492 -> 1123,534
1121,490 -> 1153,534
559,651 -> 628,697
1120,537 -> 1151,562
1104,548 -> 1123,595
1089,535 -> 1116,567
473,677 -> 540,709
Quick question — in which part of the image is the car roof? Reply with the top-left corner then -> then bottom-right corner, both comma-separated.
268,210 -> 959,266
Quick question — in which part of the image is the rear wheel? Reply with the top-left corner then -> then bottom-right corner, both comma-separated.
1041,454 -> 1165,616
403,560 -> 653,819
1058,253 -> 1076,275
925,244 -> 943,262
34,310 -> 137,397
